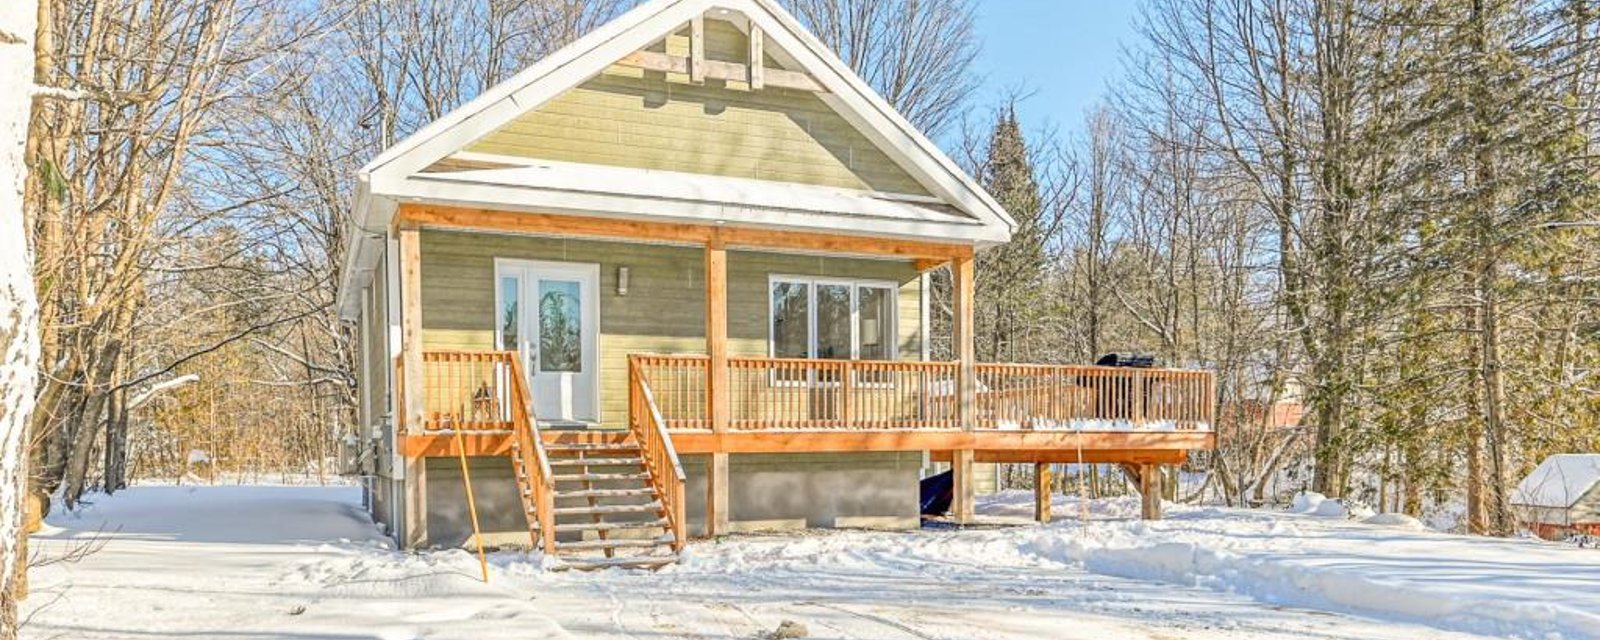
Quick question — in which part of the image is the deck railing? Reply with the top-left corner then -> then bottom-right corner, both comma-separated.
407,350 -> 1216,433
413,350 -> 520,431
628,354 -> 710,430
631,354 -> 1215,432
399,350 -> 555,548
627,356 -> 688,551
973,363 -> 1213,430
505,355 -> 556,552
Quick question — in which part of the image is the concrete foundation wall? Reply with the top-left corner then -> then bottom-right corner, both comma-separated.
682,451 -> 923,535
369,475 -> 395,536
416,451 -> 924,547
424,457 -> 535,549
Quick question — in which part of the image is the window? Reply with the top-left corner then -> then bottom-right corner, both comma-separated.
771,281 -> 809,360
768,276 -> 899,364
498,276 -> 519,352
538,279 -> 583,372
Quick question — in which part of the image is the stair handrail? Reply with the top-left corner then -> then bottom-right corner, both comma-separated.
505,354 -> 557,552
628,355 -> 688,552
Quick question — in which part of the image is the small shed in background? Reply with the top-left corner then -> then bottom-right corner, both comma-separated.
1512,454 -> 1600,540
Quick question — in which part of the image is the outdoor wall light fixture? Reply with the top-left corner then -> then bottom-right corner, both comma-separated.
617,266 -> 630,296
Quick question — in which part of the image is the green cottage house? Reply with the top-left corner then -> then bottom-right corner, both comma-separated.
337,0 -> 1216,569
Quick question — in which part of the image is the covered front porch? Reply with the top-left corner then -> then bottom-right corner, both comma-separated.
388,203 -> 1216,549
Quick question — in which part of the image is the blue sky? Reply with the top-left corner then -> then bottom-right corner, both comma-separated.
970,1 -> 1140,139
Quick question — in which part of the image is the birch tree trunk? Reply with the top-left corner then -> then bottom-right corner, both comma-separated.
0,0 -> 41,636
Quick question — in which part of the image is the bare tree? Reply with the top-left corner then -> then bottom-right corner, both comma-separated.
784,0 -> 979,138
0,2 -> 40,636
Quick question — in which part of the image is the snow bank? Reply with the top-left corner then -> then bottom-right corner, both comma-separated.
1285,491 -> 1376,520
1362,512 -> 1429,530
1290,491 -> 1327,514
973,492 -> 1600,639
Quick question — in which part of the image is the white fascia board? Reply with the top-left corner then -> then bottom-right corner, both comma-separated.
423,156 -> 973,225
364,0 -> 706,184
740,0 -> 1016,234
381,173 -> 1011,245
449,151 -> 956,207
337,178 -> 400,320
335,183 -> 373,320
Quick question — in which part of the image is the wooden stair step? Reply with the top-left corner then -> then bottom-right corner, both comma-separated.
556,536 -> 675,552
553,472 -> 651,482
554,502 -> 662,517
546,443 -> 641,453
549,457 -> 644,467
554,519 -> 669,534
559,487 -> 656,499
554,555 -> 677,571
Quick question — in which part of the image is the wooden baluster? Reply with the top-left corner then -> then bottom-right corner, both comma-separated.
840,360 -> 853,429
1132,369 -> 1145,428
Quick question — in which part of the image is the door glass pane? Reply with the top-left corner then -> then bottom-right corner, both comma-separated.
816,284 -> 851,360
858,286 -> 894,361
538,279 -> 582,372
499,276 -> 519,352
771,281 -> 810,358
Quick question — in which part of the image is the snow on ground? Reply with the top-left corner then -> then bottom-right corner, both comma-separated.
20,485 -> 1599,640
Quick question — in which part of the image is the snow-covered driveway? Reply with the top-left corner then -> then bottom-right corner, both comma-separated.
21,485 -> 1596,639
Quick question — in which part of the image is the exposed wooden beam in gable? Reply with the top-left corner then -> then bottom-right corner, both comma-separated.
615,50 -> 824,93
748,26 -> 765,90
689,16 -> 706,84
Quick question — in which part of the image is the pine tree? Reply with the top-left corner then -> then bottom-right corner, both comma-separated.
975,103 -> 1049,362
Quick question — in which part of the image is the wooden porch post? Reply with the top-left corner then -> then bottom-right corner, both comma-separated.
951,252 -> 976,524
1034,462 -> 1052,524
705,237 -> 730,536
399,224 -> 429,548
1139,463 -> 1163,520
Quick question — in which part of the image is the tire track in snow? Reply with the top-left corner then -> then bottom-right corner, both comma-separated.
796,600 -> 936,639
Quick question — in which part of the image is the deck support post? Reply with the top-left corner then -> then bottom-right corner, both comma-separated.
951,449 -> 975,523
950,252 -> 977,524
705,237 -> 731,536
1139,463 -> 1163,520
1034,462 -> 1052,523
707,453 -> 729,536
399,224 -> 428,548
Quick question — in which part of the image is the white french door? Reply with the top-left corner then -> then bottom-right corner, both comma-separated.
495,259 -> 600,425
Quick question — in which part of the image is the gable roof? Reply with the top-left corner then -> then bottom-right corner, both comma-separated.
358,0 -> 1012,230
1513,454 -> 1600,509
340,0 -> 1015,318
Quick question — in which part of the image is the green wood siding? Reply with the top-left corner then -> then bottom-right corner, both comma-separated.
465,21 -> 929,196
419,230 -> 924,427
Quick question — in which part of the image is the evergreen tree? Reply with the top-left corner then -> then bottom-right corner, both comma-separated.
975,104 -> 1049,362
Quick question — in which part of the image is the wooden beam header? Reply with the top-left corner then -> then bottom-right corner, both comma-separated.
400,429 -> 1214,459
615,50 -> 823,93
396,203 -> 974,261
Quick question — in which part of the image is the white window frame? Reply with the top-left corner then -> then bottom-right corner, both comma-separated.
767,275 -> 900,383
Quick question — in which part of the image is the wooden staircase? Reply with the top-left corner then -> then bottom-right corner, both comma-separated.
505,354 -> 688,571
540,441 -> 679,570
